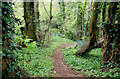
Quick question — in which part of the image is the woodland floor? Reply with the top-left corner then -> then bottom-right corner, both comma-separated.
52,43 -> 85,77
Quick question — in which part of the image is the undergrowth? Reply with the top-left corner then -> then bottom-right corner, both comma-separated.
14,36 -> 75,77
60,40 -> 120,78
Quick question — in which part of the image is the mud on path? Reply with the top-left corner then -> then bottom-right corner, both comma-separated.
52,43 -> 85,77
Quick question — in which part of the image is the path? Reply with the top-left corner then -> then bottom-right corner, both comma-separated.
52,43 -> 85,77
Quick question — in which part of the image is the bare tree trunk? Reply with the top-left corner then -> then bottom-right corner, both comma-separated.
75,2 -> 99,56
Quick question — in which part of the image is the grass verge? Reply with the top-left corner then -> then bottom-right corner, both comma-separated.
60,40 -> 120,78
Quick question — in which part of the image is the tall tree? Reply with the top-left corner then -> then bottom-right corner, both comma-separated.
24,2 -> 37,41
34,1 -> 40,42
2,2 -> 12,77
76,2 -> 82,40
34,1 -> 40,28
85,0 -> 93,36
50,0 -> 53,23
2,2 -> 26,78
75,2 -> 99,56
57,0 -> 66,33
102,2 -> 120,65
62,0 -> 65,21
2,2 -> 16,77
58,0 -> 66,21
82,0 -> 87,36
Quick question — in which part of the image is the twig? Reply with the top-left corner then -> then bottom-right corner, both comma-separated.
107,50 -> 114,63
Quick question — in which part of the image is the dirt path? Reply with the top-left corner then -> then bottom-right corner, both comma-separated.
52,43 -> 85,77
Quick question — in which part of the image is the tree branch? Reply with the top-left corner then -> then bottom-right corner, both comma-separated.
42,2 -> 50,17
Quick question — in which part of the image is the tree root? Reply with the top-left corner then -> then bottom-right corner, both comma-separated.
74,39 -> 103,56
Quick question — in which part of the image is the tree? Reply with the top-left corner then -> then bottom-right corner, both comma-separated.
2,2 -> 16,77
24,2 -> 37,41
2,2 -> 26,78
50,0 -> 53,23
62,0 -> 65,21
57,0 -> 66,33
75,2 -> 99,56
58,0 -> 66,21
82,0 -> 87,36
102,2 -> 120,65
34,1 -> 41,42
85,0 -> 93,36
34,1 -> 40,28
76,2 -> 82,40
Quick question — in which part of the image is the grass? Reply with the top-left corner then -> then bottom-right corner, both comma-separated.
60,47 -> 102,72
14,36 -> 75,77
51,36 -> 75,44
60,41 -> 120,78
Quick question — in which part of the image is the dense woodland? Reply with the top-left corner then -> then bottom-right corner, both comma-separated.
1,0 -> 120,78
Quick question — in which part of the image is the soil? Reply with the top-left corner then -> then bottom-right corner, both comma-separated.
52,43 -> 85,77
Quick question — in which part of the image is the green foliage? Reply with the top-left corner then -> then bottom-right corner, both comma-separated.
51,36 -> 75,44
49,28 -> 61,36
61,41 -> 120,78
14,36 -> 75,77
64,30 -> 77,41
61,47 -> 102,70
10,1 -> 120,78
2,2 -> 21,77
14,41 -> 54,77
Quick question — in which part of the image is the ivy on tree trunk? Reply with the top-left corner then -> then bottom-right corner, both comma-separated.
102,2 -> 120,66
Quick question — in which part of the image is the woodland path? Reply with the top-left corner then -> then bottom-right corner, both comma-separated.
52,43 -> 85,77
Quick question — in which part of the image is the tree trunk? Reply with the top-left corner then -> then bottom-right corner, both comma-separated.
76,2 -> 82,40
50,0 -> 53,23
75,2 -> 99,56
62,0 -> 65,21
35,1 -> 40,28
58,0 -> 65,33
2,2 -> 27,78
85,1 -> 92,36
2,3 -> 12,77
102,2 -> 120,66
58,0 -> 66,21
82,0 -> 87,36
34,1 -> 41,42
24,2 -> 37,41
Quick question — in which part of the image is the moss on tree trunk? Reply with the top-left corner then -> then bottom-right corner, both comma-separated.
24,2 -> 37,41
